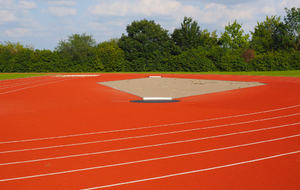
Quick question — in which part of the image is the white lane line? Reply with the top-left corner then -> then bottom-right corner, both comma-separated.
0,76 -> 54,84
0,78 -> 58,89
1,105 -> 300,145
82,150 -> 300,190
55,75 -> 100,77
1,114 -> 299,154
0,78 -> 73,95
0,80 -> 59,89
0,135 -> 299,183
1,126 -> 299,167
0,76 -> 50,84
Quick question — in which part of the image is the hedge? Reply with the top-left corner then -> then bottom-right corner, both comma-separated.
1,45 -> 299,73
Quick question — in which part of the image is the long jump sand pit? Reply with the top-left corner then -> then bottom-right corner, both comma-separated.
99,76 -> 265,99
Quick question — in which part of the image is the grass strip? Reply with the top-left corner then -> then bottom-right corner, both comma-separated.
0,73 -> 51,80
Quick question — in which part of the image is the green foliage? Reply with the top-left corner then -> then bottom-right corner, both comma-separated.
175,48 -> 217,72
55,33 -> 96,68
251,16 -> 282,54
214,51 -> 250,72
172,17 -> 219,51
219,20 -> 250,51
118,19 -> 180,71
283,7 -> 300,50
289,51 -> 300,70
262,8 -> 300,52
96,40 -> 125,72
200,30 -> 219,49
250,51 -> 293,71
172,17 -> 202,51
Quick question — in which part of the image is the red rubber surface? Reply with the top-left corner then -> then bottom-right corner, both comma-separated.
0,73 -> 300,190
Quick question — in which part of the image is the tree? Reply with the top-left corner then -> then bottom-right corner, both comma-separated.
172,16 -> 201,51
250,16 -> 282,54
55,33 -> 96,65
283,7 -> 300,50
219,20 -> 250,51
118,19 -> 180,71
200,29 -> 219,49
172,17 -> 218,51
269,7 -> 300,52
96,39 -> 125,72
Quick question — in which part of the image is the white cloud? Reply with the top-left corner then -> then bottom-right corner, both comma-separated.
0,0 -> 15,9
88,22 -> 110,32
134,0 -> 182,16
44,6 -> 77,17
48,0 -> 76,7
0,10 -> 17,22
19,1 -> 37,9
280,0 -> 300,8
88,0 -> 183,17
87,0 -> 263,26
5,28 -> 31,37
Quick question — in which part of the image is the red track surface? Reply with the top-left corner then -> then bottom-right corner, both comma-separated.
0,73 -> 299,190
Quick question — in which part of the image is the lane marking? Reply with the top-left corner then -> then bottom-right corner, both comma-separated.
0,78 -> 60,89
0,135 -> 299,182
1,114 -> 299,154
0,78 -> 74,95
55,75 -> 100,77
1,128 -> 299,166
0,76 -> 51,84
1,105 -> 300,144
82,150 -> 300,190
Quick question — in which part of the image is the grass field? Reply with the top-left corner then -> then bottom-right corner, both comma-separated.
0,73 -> 51,80
0,70 -> 300,80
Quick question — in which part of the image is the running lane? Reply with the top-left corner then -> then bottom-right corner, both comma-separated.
0,73 -> 299,189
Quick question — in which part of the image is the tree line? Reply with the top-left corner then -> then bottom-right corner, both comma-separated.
1,7 -> 300,73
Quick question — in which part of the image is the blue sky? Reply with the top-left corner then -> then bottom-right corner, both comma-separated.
1,0 -> 299,50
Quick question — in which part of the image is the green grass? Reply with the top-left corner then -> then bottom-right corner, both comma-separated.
0,73 -> 51,80
0,70 -> 299,80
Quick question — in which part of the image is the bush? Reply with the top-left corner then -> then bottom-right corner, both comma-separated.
212,50 -> 250,72
289,51 -> 300,70
96,42 -> 125,72
176,48 -> 217,72
250,51 -> 291,71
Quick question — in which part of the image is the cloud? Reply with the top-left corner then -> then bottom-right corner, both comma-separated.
19,1 -> 37,9
5,28 -> 31,37
42,0 -> 77,17
279,0 -> 300,8
86,0 -> 271,35
191,0 -> 259,5
88,0 -> 183,17
47,1 -> 76,7
42,7 -> 77,17
0,10 -> 17,22
87,0 -> 263,25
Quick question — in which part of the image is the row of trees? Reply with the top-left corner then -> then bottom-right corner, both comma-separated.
1,7 -> 300,73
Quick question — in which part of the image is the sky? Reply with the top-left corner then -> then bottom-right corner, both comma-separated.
1,0 -> 300,50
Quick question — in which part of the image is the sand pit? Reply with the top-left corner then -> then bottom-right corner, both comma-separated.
99,77 -> 265,99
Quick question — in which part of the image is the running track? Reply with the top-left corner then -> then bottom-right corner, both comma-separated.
0,73 -> 299,189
